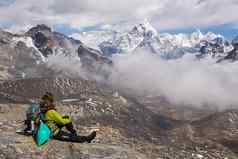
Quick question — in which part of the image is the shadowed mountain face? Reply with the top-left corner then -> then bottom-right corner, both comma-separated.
222,38 -> 238,62
26,24 -> 112,77
0,25 -> 112,81
0,29 -> 54,80
26,24 -> 82,57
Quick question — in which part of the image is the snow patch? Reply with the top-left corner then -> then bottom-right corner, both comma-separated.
12,36 -> 46,62
141,19 -> 158,37
12,36 -> 34,48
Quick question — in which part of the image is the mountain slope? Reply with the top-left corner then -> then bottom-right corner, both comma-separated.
0,25 -> 112,81
0,29 -> 52,80
26,24 -> 112,76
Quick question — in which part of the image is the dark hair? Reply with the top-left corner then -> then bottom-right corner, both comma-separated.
40,103 -> 56,112
41,92 -> 54,103
45,92 -> 53,97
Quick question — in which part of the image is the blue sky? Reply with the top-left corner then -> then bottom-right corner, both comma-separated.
52,23 -> 238,40
160,24 -> 238,40
0,0 -> 14,7
0,0 -> 237,40
53,24 -> 107,35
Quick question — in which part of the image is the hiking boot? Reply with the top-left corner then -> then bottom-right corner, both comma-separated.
77,136 -> 88,143
86,131 -> 97,143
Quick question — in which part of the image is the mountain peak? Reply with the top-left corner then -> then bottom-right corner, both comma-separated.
131,20 -> 158,37
26,24 -> 52,36
141,19 -> 158,34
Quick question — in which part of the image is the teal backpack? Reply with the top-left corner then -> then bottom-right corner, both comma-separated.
25,103 -> 41,123
25,103 -> 52,146
24,104 -> 41,134
35,120 -> 52,146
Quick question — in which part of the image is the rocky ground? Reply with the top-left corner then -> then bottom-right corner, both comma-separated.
0,78 -> 238,159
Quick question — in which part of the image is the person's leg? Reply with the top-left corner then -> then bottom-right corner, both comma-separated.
64,122 -> 77,134
56,123 -> 96,143
53,131 -> 73,142
64,123 -> 97,143
53,131 -> 88,143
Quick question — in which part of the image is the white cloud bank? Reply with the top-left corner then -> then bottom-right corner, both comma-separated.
0,0 -> 238,31
44,48 -> 238,109
109,51 -> 238,109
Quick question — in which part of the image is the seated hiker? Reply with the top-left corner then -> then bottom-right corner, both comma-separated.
40,92 -> 96,143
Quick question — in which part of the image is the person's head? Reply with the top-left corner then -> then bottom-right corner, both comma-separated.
40,92 -> 55,112
42,92 -> 54,102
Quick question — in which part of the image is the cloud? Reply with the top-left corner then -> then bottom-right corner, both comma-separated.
42,47 -> 238,109
0,0 -> 160,31
153,0 -> 238,30
108,51 -> 238,109
0,1 -> 52,31
46,53 -> 83,78
0,0 -> 238,32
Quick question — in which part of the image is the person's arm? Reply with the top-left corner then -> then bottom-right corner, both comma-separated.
49,110 -> 71,125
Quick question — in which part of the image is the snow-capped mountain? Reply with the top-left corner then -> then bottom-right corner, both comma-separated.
196,35 -> 233,58
0,23 -> 237,82
0,25 -> 112,80
0,28 -> 50,80
99,22 -> 234,60
99,20 -> 158,56
27,24 -> 112,78
74,21 -> 237,62
71,30 -> 118,51
221,36 -> 238,62
26,24 -> 81,58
